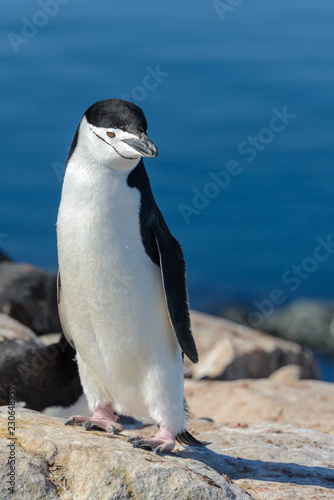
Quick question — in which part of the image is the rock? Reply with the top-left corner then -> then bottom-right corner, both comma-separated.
222,300 -> 334,354
0,408 -> 248,500
39,333 -> 62,346
0,314 -> 82,412
0,408 -> 333,499
0,314 -> 46,403
199,423 -> 334,499
0,313 -> 44,347
268,364 -> 303,382
186,311 -> 318,380
258,300 -> 334,353
0,313 -> 44,408
184,378 -> 334,433
0,259 -> 61,335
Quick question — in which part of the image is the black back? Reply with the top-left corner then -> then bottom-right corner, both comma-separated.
128,160 -> 198,364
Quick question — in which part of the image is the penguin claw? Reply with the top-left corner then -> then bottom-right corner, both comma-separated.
128,435 -> 175,454
127,435 -> 139,443
153,442 -> 174,454
132,439 -> 152,451
82,420 -> 92,430
81,420 -> 121,433
65,417 -> 77,426
64,409 -> 123,434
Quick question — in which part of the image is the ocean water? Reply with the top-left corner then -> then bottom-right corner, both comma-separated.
1,2 -> 334,320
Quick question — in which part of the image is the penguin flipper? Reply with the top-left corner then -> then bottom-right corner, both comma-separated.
57,272 -> 75,350
151,211 -> 198,364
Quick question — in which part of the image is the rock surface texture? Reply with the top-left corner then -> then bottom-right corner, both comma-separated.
0,313 -> 44,347
186,311 -> 318,380
184,378 -> 334,433
0,408 -> 333,499
0,259 -> 60,335
0,314 -> 81,411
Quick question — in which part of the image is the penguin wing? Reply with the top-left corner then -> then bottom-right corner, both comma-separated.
57,272 -> 75,350
150,211 -> 198,364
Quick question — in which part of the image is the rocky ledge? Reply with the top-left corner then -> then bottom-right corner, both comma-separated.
185,378 -> 334,433
186,311 -> 318,380
0,408 -> 333,499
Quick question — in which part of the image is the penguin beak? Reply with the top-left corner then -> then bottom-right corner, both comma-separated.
121,135 -> 158,158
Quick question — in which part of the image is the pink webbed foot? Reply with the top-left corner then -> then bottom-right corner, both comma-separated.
65,404 -> 123,434
127,426 -> 175,455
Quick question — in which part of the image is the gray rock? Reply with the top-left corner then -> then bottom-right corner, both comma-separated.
0,408 -> 333,499
0,260 -> 61,335
0,408 -> 250,500
0,314 -> 45,404
259,300 -> 334,353
186,311 -> 318,380
0,314 -> 82,412
0,313 -> 44,347
200,424 -> 334,499
223,300 -> 334,354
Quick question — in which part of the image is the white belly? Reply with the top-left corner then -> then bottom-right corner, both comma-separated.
57,158 -> 184,430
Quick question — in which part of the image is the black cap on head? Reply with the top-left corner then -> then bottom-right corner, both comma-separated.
85,99 -> 148,135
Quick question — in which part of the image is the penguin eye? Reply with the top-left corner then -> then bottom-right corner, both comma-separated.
107,132 -> 115,138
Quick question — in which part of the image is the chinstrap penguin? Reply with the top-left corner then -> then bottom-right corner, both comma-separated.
56,99 -> 203,454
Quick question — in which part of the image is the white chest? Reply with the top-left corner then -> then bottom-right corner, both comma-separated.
56,155 -> 182,422
56,156 -> 165,331
58,158 -> 146,276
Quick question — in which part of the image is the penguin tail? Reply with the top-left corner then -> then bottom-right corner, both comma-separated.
176,430 -> 210,447
178,398 -> 210,446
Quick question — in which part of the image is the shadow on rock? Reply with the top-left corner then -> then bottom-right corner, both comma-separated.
176,445 -> 334,489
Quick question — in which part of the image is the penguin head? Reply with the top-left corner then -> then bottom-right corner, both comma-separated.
71,99 -> 158,171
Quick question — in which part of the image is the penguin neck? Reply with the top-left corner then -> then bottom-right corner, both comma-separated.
64,148 -> 141,189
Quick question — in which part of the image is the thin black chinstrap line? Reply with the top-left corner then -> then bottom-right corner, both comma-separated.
89,127 -> 137,160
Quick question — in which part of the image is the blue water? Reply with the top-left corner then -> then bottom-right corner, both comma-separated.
317,353 -> 334,383
1,1 -> 334,319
